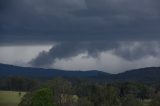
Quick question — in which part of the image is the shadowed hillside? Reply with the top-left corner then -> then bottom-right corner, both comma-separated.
0,63 -> 160,82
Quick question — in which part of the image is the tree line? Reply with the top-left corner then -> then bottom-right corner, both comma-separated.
16,77 -> 160,106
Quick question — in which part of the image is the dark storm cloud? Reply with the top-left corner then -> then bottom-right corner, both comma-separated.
1,0 -> 160,67
30,41 -> 117,67
113,41 -> 160,60
1,0 -> 160,44
30,41 -> 160,67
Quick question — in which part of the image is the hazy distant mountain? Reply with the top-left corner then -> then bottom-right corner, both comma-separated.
0,63 -> 110,79
114,67 -> 160,82
0,63 -> 160,82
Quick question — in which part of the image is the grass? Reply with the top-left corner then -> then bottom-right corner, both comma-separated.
143,99 -> 151,106
0,91 -> 26,106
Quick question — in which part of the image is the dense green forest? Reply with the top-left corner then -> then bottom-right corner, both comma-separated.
1,77 -> 160,106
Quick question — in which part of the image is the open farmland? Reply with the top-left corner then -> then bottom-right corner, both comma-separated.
0,91 -> 26,106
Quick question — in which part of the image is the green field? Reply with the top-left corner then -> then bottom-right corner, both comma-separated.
0,91 -> 26,106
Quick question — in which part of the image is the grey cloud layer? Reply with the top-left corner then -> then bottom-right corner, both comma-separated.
30,41 -> 116,67
30,41 -> 160,67
1,0 -> 160,68
1,0 -> 160,44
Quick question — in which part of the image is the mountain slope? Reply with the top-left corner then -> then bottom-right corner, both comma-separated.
114,67 -> 160,82
0,63 -> 160,82
0,63 -> 110,79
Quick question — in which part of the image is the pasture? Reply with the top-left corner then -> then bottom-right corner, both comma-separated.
0,91 -> 26,106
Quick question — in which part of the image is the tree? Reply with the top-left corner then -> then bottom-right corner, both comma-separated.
48,78 -> 73,106
102,85 -> 121,106
19,88 -> 54,106
121,94 -> 143,106
77,97 -> 93,106
88,85 -> 121,106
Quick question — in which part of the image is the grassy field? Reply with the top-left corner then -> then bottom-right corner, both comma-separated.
0,91 -> 26,106
143,99 -> 151,106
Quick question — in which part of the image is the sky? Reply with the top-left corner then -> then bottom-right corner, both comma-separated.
0,0 -> 160,73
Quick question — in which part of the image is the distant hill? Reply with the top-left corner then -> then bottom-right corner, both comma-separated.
114,67 -> 160,82
0,63 -> 110,79
0,63 -> 160,82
